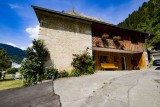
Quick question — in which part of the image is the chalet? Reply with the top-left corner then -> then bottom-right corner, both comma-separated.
32,6 -> 154,71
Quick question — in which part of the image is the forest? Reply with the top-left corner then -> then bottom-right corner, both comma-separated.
118,0 -> 160,47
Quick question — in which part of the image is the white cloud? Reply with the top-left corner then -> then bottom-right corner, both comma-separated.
6,42 -> 26,50
26,25 -> 39,40
12,62 -> 21,68
8,3 -> 20,9
29,43 -> 33,47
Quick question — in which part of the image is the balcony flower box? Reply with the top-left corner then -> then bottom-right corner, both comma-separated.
113,36 -> 121,41
121,44 -> 125,50
101,33 -> 109,40
95,39 -> 101,47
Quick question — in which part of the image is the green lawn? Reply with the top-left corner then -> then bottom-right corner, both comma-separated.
0,75 -> 23,90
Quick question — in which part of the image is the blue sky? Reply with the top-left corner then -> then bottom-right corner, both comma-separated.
0,0 -> 149,50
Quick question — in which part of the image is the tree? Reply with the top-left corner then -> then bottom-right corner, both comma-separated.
0,49 -> 12,71
118,0 -> 160,46
6,68 -> 18,74
20,39 -> 50,85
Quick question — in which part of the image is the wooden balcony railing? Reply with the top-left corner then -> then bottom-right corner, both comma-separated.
92,37 -> 146,52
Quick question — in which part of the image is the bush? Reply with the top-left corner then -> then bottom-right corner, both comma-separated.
57,71 -> 69,78
6,68 -> 18,74
0,72 -> 2,79
86,66 -> 94,74
70,69 -> 81,77
71,48 -> 95,75
45,66 -> 58,80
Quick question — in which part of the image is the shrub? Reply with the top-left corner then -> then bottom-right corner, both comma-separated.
70,68 -> 81,77
86,66 -> 94,74
6,68 -> 18,74
57,71 -> 69,78
45,66 -> 58,80
0,72 -> 2,79
71,48 -> 95,75
113,36 -> 121,41
102,33 -> 109,40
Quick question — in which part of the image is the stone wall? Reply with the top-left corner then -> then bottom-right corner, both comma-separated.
39,13 -> 92,71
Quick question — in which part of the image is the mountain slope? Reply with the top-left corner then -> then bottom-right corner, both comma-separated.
118,0 -> 160,45
0,43 -> 26,64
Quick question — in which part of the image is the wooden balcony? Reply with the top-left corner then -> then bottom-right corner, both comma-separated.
92,37 -> 146,52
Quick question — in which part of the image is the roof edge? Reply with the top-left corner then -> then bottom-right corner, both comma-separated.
31,5 -> 155,37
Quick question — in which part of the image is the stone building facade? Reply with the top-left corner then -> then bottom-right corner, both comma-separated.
35,9 -> 92,71
33,6 -> 153,71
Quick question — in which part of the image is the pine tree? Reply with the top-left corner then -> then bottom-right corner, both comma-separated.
20,39 -> 50,85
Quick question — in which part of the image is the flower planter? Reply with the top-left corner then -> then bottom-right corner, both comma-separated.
101,33 -> 109,40
121,44 -> 125,50
95,39 -> 101,47
113,36 -> 121,41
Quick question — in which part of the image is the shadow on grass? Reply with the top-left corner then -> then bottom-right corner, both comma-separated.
0,79 -> 14,82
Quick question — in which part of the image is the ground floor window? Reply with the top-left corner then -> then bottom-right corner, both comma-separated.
100,56 -> 108,63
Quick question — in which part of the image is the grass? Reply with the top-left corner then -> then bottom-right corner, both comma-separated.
0,75 -> 23,90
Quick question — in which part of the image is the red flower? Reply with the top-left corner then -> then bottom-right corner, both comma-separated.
95,39 -> 100,44
102,33 -> 109,39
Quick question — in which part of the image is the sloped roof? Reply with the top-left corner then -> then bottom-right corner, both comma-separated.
64,10 -> 106,22
32,5 -> 155,38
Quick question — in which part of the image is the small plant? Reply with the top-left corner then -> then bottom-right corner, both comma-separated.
101,33 -> 109,40
86,66 -> 94,74
95,39 -> 101,47
70,68 -> 81,77
113,36 -> 121,41
57,71 -> 69,78
45,66 -> 58,80
71,48 -> 95,75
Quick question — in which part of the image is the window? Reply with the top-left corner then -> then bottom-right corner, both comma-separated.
114,56 -> 118,62
131,37 -> 138,43
131,57 -> 136,65
100,56 -> 108,63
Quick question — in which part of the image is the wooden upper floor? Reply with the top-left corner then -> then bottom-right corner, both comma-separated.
91,23 -> 147,52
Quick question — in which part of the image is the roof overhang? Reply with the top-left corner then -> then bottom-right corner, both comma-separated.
92,47 -> 142,54
32,5 -> 155,38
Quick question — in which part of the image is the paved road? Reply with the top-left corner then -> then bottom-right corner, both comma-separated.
54,70 -> 160,107
0,81 -> 61,107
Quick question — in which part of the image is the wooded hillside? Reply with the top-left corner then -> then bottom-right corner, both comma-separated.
118,0 -> 160,46
0,43 -> 26,64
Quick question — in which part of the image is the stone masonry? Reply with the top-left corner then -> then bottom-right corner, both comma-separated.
38,12 -> 92,71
